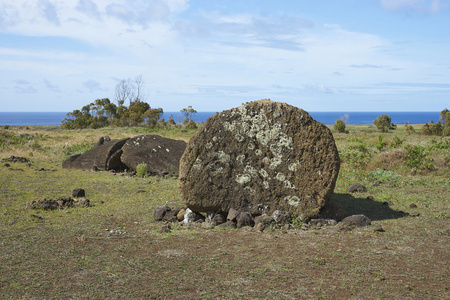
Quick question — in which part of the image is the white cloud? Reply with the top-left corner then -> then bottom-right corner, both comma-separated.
76,0 -> 101,19
82,79 -> 104,92
0,3 -> 19,29
38,0 -> 60,25
44,79 -> 60,92
14,79 -> 37,94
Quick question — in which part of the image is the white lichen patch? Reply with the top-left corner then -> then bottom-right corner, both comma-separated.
284,196 -> 300,207
205,142 -> 213,149
259,169 -> 269,178
166,148 -> 170,152
248,143 -> 255,150
244,165 -> 258,177
236,154 -> 246,164
275,172 -> 286,182
263,181 -> 270,189
288,161 -> 300,172
269,157 -> 282,170
235,134 -> 244,142
284,180 -> 295,189
236,174 -> 251,185
255,149 -> 262,156
216,151 -> 230,164
193,158 -> 203,170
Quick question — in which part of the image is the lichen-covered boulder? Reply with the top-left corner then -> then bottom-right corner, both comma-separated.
120,135 -> 187,176
178,100 -> 340,218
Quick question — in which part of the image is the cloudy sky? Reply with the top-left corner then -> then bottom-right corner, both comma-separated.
1,0 -> 449,112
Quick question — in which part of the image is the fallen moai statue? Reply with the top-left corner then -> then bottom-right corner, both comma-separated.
62,134 -> 186,176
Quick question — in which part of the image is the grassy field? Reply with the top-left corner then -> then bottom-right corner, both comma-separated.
1,123 -> 449,299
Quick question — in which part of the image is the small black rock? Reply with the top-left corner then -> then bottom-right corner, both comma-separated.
72,188 -> 86,198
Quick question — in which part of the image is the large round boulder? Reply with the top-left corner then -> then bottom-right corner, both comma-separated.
178,100 -> 340,218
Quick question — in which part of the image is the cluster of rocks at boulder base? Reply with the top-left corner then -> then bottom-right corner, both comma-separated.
178,99 -> 340,218
153,205 -> 296,229
153,205 -> 374,232
62,135 -> 186,176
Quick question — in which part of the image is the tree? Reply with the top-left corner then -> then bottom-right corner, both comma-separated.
120,100 -> 150,126
439,109 -> 448,124
133,75 -> 148,102
114,79 -> 133,106
114,75 -> 149,106
334,119 -> 347,133
373,114 -> 396,133
430,122 -> 443,136
181,106 -> 197,123
444,111 -> 450,136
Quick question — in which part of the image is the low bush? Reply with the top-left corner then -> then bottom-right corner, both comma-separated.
368,169 -> 402,181
334,119 -> 347,133
136,162 -> 148,177
405,145 -> 434,170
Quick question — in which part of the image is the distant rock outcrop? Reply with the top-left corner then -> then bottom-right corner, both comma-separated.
178,99 -> 340,218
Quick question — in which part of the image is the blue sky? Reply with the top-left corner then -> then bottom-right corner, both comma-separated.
0,0 -> 449,112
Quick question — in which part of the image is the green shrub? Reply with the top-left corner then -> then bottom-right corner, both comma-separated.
421,123 -> 432,135
373,114 -> 396,132
428,138 -> 450,150
430,122 -> 443,136
376,135 -> 387,152
405,125 -> 415,134
185,120 -> 198,130
339,137 -> 372,168
391,136 -> 404,148
369,169 -> 402,181
405,145 -> 434,170
334,119 -> 347,133
136,162 -> 148,177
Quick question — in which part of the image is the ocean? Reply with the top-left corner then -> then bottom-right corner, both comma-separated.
0,111 -> 441,126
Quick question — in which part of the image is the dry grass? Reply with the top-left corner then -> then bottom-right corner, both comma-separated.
1,124 -> 449,299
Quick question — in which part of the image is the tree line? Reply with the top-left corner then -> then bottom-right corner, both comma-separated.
61,76 -> 197,130
334,109 -> 450,136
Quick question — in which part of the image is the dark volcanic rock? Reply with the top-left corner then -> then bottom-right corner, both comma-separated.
216,221 -> 237,229
341,214 -> 372,227
347,183 -> 367,193
227,208 -> 241,222
272,210 -> 291,224
236,212 -> 254,228
153,205 -> 171,221
178,100 -> 340,218
120,135 -> 187,176
62,137 -> 129,171
211,213 -> 226,226
72,188 -> 85,198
